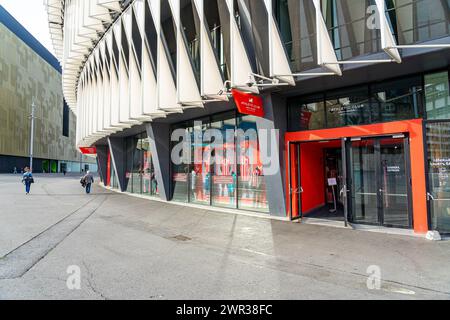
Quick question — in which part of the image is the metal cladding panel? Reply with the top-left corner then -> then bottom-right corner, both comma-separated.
47,0 -> 450,147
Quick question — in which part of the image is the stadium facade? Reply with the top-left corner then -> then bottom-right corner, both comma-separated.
45,0 -> 450,234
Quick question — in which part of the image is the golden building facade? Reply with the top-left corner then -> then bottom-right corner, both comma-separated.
0,6 -> 95,173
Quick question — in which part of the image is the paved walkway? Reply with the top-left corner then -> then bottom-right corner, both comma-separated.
0,174 -> 449,300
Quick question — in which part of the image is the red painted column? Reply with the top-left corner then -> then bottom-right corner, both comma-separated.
409,121 -> 429,233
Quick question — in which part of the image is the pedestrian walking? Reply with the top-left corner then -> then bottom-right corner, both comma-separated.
22,167 -> 34,195
13,167 -> 17,174
82,171 -> 94,194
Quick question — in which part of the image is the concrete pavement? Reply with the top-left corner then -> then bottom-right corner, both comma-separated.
0,174 -> 449,300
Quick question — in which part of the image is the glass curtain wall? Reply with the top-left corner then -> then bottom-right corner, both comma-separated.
110,156 -> 119,189
190,119 -> 211,205
372,76 -> 423,122
205,0 -> 230,80
427,122 -> 450,233
124,133 -> 158,197
180,0 -> 201,87
386,0 -> 450,45
323,0 -> 382,61
275,0 -> 450,69
325,86 -> 372,127
161,0 -> 177,83
172,123 -> 190,202
211,114 -> 237,208
144,0 -> 158,74
171,112 -> 269,213
288,74 -> 424,131
425,71 -> 450,120
237,115 -> 269,212
274,0 -> 318,72
425,70 -> 450,233
240,0 -> 270,76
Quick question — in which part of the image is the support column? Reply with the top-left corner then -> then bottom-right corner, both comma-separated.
96,145 -> 108,184
146,122 -> 172,201
255,93 -> 287,217
108,137 -> 127,192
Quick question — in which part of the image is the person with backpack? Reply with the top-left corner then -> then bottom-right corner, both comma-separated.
22,167 -> 34,195
81,171 -> 94,194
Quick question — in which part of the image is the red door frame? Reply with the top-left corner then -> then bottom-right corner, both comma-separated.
285,119 -> 428,234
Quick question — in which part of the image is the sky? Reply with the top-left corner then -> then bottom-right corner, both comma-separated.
0,0 -> 55,56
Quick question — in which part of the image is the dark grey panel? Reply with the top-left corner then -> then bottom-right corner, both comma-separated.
146,122 -> 172,201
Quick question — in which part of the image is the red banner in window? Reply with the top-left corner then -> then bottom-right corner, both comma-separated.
79,147 -> 97,155
300,111 -> 312,129
231,89 -> 264,118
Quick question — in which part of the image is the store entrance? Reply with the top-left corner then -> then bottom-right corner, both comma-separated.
289,135 -> 413,228
289,140 -> 346,222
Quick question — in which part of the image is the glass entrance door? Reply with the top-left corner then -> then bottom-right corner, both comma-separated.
350,139 -> 379,225
379,137 -> 411,227
349,136 -> 412,228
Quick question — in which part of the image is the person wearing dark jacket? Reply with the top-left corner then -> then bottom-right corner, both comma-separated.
22,167 -> 34,195
82,171 -> 94,194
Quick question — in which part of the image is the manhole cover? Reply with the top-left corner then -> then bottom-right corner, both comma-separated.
172,235 -> 191,242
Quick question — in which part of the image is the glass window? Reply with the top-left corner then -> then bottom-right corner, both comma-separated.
426,122 -> 450,233
244,0 -> 270,76
325,86 -> 371,127
144,0 -> 158,74
180,0 -> 201,87
425,71 -> 450,120
288,75 -> 424,132
131,137 -> 144,194
172,123 -> 189,203
288,94 -> 326,131
211,114 -> 237,208
371,76 -> 423,122
274,0 -> 318,72
161,0 -> 177,83
324,0 -> 381,61
208,0 -> 231,80
237,115 -> 269,213
142,138 -> 159,197
386,0 -> 450,45
190,120 -> 211,205
111,165 -> 118,189
170,112 -> 269,213
125,136 -> 138,193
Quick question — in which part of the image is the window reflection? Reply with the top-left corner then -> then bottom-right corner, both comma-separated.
172,123 -> 189,203
120,133 -> 159,197
237,115 -> 269,212
372,76 -> 423,122
326,87 -> 371,127
324,0 -> 381,60
427,122 -> 450,233
386,0 -> 450,45
425,71 -> 450,120
288,75 -> 425,131
288,95 -> 326,131
211,115 -> 237,208
170,112 -> 269,213
190,120 -> 211,206
181,0 -> 201,87
274,0 -> 318,72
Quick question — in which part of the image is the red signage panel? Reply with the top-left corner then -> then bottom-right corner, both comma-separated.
231,89 -> 264,118
79,147 -> 97,155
